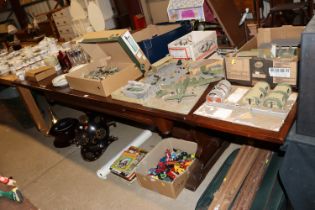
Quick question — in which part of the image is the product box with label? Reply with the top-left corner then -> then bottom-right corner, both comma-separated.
132,23 -> 192,63
66,29 -> 150,97
225,25 -> 304,87
167,0 -> 206,22
146,0 -> 169,24
168,30 -> 217,61
0,23 -> 8,34
25,66 -> 56,82
135,138 -> 197,199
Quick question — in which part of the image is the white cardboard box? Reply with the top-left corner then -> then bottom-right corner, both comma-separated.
167,0 -> 205,22
168,31 -> 217,61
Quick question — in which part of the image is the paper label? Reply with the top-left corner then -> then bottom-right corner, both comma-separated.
271,44 -> 277,57
212,108 -> 232,119
227,88 -> 248,103
169,48 -> 189,59
180,9 -> 196,19
136,51 -> 142,59
122,31 -> 140,55
269,67 -> 290,78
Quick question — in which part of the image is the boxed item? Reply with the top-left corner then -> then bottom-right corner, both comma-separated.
225,25 -> 304,87
168,31 -> 217,61
135,138 -> 197,199
110,146 -> 147,182
0,23 -> 7,34
132,23 -> 192,63
25,66 -> 56,82
66,29 -> 149,97
146,0 -> 170,24
167,0 -> 206,22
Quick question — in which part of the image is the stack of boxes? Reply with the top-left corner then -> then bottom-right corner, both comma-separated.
52,7 -> 76,41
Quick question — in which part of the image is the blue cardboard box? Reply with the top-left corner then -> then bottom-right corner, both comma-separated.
132,23 -> 192,63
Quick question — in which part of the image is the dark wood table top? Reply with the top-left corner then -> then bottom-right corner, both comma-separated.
0,74 -> 18,86
2,73 -> 297,144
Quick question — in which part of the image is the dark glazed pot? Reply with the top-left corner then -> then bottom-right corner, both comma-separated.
50,118 -> 78,148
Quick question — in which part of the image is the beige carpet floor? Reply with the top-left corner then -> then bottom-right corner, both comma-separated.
0,100 -> 240,210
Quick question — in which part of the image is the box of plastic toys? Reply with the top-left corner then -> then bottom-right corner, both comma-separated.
135,138 -> 197,198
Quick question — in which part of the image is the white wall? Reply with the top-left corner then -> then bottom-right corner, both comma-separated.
76,0 -> 116,29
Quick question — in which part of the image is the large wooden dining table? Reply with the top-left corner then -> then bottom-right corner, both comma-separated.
0,73 -> 297,190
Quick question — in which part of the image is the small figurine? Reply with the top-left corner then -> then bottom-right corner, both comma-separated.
0,188 -> 24,203
0,175 -> 16,186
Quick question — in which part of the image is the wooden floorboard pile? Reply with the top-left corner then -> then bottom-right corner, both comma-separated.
208,145 -> 272,210
231,149 -> 272,210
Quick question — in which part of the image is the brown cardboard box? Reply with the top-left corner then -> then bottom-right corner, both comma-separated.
132,24 -> 181,41
66,29 -> 149,97
0,24 -> 7,34
146,0 -> 170,24
19,0 -> 32,5
25,66 -> 56,82
135,138 -> 197,199
225,25 -> 304,87
80,29 -> 151,72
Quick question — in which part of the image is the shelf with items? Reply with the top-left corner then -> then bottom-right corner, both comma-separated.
20,0 -> 48,8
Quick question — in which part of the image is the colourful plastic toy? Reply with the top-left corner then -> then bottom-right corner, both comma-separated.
148,148 -> 195,182
0,188 -> 24,203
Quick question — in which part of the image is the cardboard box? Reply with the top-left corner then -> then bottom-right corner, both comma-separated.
225,25 -> 304,87
66,29 -> 148,97
25,66 -> 56,82
146,0 -> 170,24
167,0 -> 206,22
80,29 -> 151,72
0,24 -> 7,34
135,138 -> 197,199
19,0 -> 32,5
132,23 -> 191,63
168,31 -> 217,61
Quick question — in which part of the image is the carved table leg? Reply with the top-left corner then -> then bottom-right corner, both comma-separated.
155,118 -> 174,136
185,128 -> 230,191
16,86 -> 49,134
